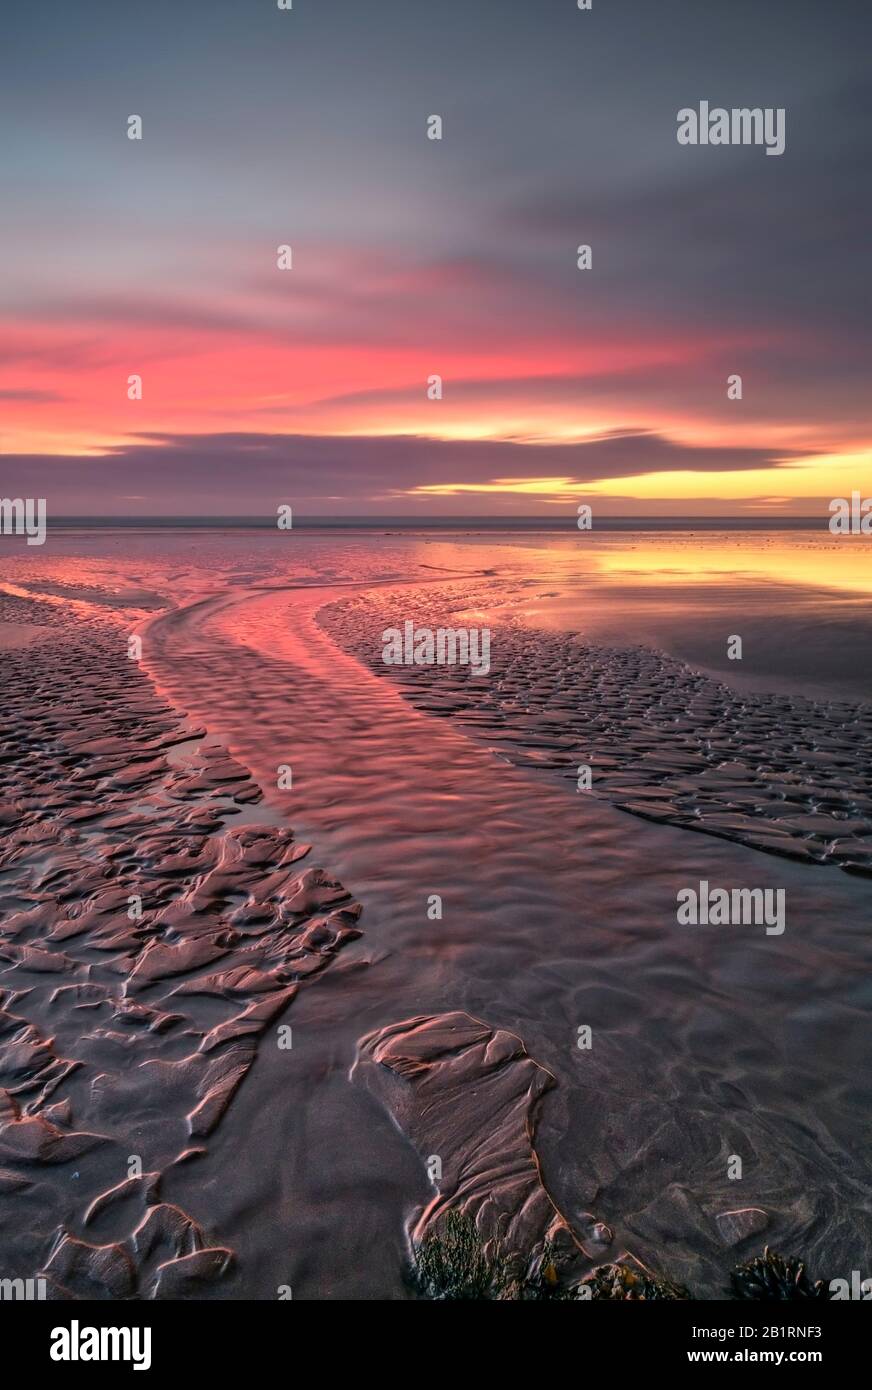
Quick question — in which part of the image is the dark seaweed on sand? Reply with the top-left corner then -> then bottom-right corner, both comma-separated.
410,1218 -> 581,1300
409,1216 -> 687,1300
410,1221 -> 834,1302
410,1211 -> 510,1300
728,1246 -> 832,1301
578,1263 -> 691,1301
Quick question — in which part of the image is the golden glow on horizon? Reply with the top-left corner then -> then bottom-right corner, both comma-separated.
582,455 -> 872,502
403,452 -> 872,506
7,411 -> 871,512
408,476 -> 579,498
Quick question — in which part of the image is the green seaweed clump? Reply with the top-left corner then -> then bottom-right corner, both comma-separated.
410,1212 -> 510,1300
411,1222 -> 580,1300
729,1246 -> 832,1301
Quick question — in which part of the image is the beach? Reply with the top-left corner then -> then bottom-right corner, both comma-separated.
1,527 -> 871,1299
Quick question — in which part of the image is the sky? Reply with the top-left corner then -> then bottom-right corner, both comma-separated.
1,0 -> 870,517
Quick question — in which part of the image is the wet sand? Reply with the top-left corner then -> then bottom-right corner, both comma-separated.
1,530 -> 871,1298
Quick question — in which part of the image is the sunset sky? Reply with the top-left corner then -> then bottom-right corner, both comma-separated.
1,0 -> 870,517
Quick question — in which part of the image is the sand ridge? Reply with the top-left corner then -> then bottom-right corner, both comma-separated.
0,588 -> 362,1297
320,581 -> 872,875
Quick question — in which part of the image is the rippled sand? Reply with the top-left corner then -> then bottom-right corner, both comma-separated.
1,529 -> 870,1298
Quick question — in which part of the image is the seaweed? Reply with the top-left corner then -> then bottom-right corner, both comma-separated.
410,1222 -> 837,1303
409,1211 -> 510,1300
728,1245 -> 832,1301
578,1262 -> 691,1301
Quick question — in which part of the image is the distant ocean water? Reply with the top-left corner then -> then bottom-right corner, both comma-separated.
32,514 -> 831,531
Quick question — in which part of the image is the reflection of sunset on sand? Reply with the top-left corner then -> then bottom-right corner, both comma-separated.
1,528 -> 871,1301
590,534 -> 872,596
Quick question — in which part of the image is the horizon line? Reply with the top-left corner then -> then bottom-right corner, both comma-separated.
14,513 -> 832,532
